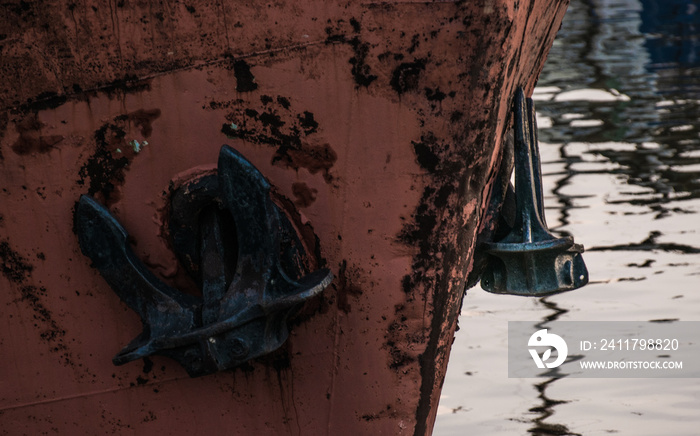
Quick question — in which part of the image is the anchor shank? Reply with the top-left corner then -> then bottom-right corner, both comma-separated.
200,207 -> 228,325
512,88 -> 550,241
526,97 -> 547,223
218,146 -> 278,280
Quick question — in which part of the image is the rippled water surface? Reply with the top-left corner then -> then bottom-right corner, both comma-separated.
435,1 -> 700,434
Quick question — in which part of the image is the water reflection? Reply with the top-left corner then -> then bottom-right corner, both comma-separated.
531,0 -> 700,432
538,0 -> 700,220
527,299 -> 579,436
528,378 -> 580,436
435,0 -> 700,434
589,230 -> 700,253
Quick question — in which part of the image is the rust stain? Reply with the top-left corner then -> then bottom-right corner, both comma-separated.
218,94 -> 337,181
0,240 -> 74,368
335,260 -> 364,314
384,304 -> 419,371
0,240 -> 34,282
76,108 -> 159,206
280,143 -> 337,179
233,59 -> 258,92
291,182 -> 317,208
11,113 -> 65,156
391,60 -> 426,95
120,108 -> 162,137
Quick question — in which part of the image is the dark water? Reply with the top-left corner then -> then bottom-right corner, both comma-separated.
436,1 -> 700,435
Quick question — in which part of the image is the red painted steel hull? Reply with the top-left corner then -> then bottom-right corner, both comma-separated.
0,1 -> 568,434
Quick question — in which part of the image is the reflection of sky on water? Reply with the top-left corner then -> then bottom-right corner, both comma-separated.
436,0 -> 700,434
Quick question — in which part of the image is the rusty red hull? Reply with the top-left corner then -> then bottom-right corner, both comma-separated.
0,1 -> 568,434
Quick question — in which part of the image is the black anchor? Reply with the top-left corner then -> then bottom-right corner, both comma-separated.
75,145 -> 332,376
481,88 -> 589,296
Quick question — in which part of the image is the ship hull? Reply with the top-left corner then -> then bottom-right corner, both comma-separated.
0,1 -> 568,434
